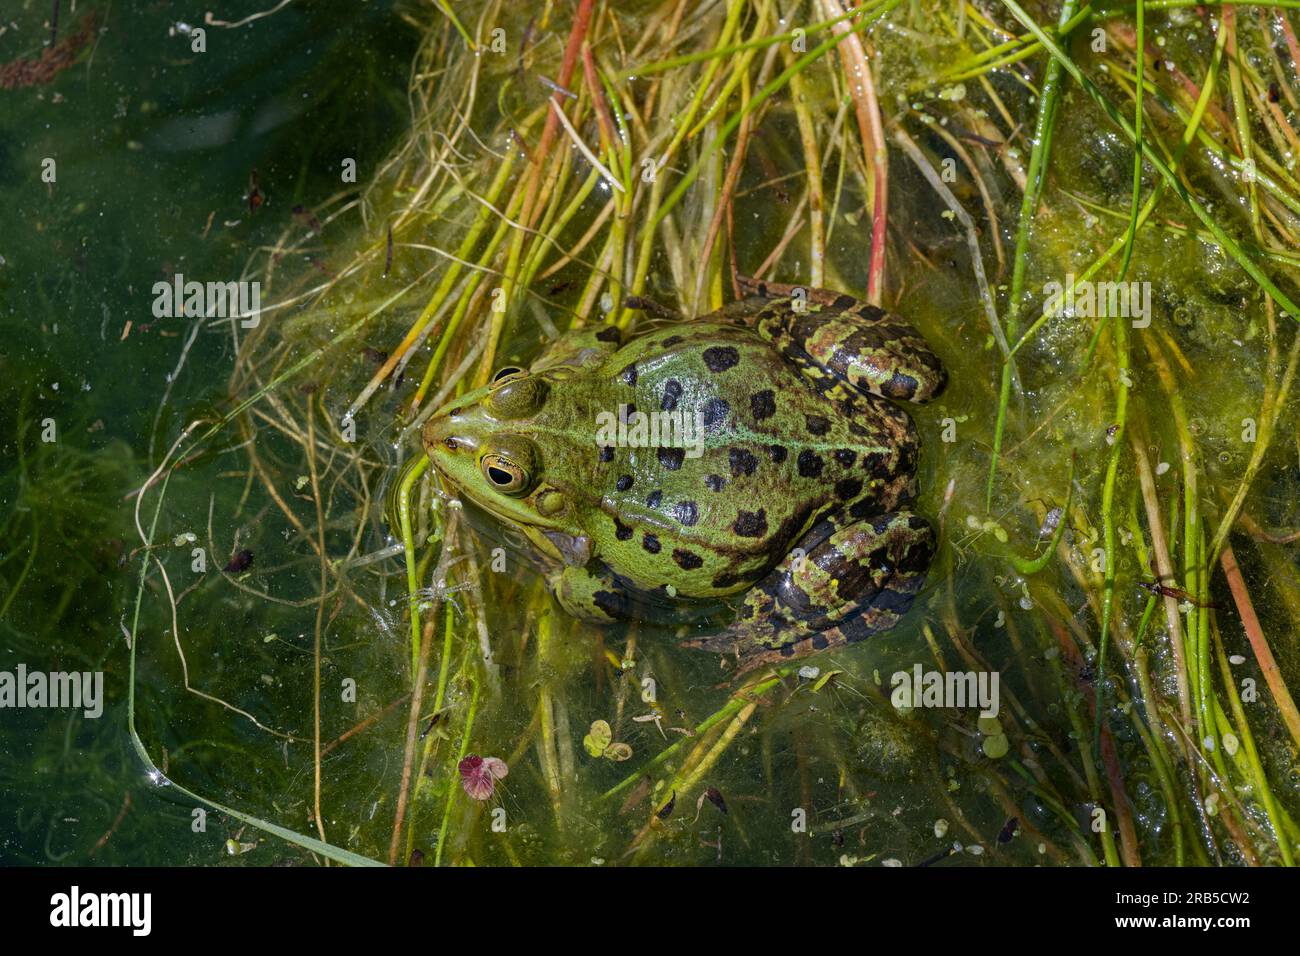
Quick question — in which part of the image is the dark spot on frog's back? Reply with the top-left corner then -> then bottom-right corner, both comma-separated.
806,414 -> 830,436
797,450 -> 824,478
620,363 -> 638,386
595,325 -> 622,343
672,500 -> 699,526
750,390 -> 776,420
835,477 -> 863,501
642,532 -> 661,554
647,490 -> 663,508
861,451 -> 889,476
712,571 -> 741,589
768,444 -> 788,463
599,445 -> 614,463
613,518 -> 634,541
728,447 -> 758,477
616,474 -> 633,492
661,335 -> 684,348
672,548 -> 704,570
661,379 -> 682,411
733,509 -> 768,537
701,397 -> 730,430
834,449 -> 857,467
657,447 -> 685,470
702,346 -> 740,372
704,473 -> 726,491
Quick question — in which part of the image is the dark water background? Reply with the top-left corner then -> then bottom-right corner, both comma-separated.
0,0 -> 416,864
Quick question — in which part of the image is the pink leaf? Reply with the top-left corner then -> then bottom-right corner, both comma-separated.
458,754 -> 506,800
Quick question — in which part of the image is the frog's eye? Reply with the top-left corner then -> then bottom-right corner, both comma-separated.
491,366 -> 525,384
480,453 -> 530,496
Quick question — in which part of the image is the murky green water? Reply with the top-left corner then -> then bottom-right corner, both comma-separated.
3,0 -> 1299,867
0,0 -> 415,864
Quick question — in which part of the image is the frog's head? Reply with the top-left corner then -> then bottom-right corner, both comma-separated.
422,366 -> 592,566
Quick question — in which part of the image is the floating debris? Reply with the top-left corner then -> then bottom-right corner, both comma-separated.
458,755 -> 508,800
223,549 -> 254,573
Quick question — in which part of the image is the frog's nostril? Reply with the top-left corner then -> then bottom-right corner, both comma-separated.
443,437 -> 459,451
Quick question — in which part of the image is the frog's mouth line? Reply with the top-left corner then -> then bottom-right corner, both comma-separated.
426,458 -> 580,567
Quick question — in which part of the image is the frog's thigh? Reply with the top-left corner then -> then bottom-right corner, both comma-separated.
690,512 -> 934,669
764,305 -> 947,404
549,563 -> 635,623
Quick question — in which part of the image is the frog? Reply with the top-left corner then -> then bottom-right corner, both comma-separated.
422,279 -> 947,674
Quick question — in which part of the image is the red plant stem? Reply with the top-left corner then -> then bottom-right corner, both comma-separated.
1050,618 -> 1141,866
519,0 -> 597,232
1276,9 -> 1300,78
825,0 -> 888,305
1220,545 -> 1300,750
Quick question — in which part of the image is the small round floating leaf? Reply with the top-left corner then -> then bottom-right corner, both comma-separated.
584,719 -> 612,757
981,733 -> 1010,759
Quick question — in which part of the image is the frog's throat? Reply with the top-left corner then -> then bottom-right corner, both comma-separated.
527,525 -> 591,567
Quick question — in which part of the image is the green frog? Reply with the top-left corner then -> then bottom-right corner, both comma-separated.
422,281 -> 946,673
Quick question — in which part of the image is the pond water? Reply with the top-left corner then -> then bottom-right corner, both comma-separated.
2,0 -> 1298,868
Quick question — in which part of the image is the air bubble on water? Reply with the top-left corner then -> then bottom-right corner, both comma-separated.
146,768 -> 171,789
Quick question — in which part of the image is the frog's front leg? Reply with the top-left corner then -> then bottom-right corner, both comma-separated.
549,562 -> 723,626
738,279 -> 947,404
548,562 -> 637,623
684,511 -> 935,673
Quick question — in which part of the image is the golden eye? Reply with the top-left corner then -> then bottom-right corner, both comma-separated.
480,453 -> 529,496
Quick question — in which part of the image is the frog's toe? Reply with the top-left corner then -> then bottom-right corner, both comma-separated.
682,622 -> 834,676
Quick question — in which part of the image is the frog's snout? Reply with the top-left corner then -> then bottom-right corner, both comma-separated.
422,403 -> 483,464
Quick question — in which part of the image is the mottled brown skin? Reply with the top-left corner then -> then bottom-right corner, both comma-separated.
423,283 -> 946,673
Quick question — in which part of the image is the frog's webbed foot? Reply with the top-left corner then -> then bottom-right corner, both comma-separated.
733,278 -> 947,405
684,511 -> 935,674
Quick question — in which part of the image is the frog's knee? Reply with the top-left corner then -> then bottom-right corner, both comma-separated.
828,320 -> 947,404
780,512 -> 935,627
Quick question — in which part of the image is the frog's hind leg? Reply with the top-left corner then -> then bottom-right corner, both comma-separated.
683,512 -> 935,674
735,278 -> 947,405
